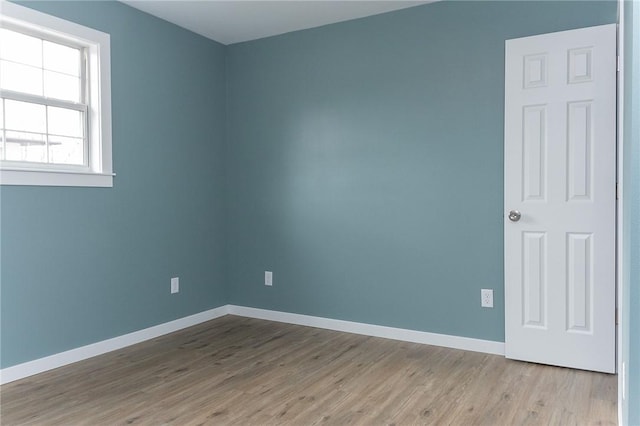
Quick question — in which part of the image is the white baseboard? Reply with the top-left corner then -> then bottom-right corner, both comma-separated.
227,305 -> 505,356
0,305 -> 229,385
1,304 -> 505,385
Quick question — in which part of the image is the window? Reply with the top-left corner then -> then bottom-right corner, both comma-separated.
0,2 -> 113,187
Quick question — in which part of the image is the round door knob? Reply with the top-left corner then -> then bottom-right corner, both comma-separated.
508,210 -> 521,222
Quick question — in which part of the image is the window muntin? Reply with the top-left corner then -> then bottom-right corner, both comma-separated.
0,26 -> 88,168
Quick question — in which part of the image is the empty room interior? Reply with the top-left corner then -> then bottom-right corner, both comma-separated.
0,0 -> 639,424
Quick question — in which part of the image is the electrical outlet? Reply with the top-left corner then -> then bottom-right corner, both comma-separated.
265,271 -> 273,286
481,289 -> 493,308
171,277 -> 179,294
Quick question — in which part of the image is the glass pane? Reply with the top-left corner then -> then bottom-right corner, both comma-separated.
0,60 -> 43,96
0,29 -> 42,67
47,107 -> 83,138
4,100 -> 46,133
44,71 -> 80,102
49,135 -> 84,165
43,40 -> 81,76
5,130 -> 47,163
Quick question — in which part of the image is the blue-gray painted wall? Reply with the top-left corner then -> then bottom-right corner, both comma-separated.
623,0 -> 640,423
225,1 -> 617,342
0,1 -> 228,368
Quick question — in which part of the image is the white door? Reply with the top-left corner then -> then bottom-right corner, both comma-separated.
504,24 -> 617,373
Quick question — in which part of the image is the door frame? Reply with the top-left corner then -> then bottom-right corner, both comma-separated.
616,0 -> 625,423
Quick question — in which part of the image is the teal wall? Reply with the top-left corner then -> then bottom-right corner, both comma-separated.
225,1 -> 617,342
0,1 -> 228,368
623,1 -> 640,423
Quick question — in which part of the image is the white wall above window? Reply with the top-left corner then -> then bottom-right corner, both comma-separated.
0,1 -> 113,187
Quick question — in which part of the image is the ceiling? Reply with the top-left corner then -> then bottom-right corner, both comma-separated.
120,1 -> 430,45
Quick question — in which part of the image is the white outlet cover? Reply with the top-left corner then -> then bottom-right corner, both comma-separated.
265,271 -> 273,286
481,289 -> 493,308
171,277 -> 179,294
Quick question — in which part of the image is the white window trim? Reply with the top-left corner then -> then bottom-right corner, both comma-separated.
0,0 -> 113,187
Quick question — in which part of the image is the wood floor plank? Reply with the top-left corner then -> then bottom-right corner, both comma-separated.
0,315 -> 617,425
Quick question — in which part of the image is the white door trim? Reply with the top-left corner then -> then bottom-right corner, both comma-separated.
616,0 -> 626,422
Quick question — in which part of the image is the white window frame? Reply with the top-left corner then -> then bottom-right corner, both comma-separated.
0,1 -> 113,187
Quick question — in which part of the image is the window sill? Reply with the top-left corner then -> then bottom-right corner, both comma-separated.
0,168 -> 115,187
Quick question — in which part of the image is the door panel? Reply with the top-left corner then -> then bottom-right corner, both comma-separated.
504,24 -> 616,373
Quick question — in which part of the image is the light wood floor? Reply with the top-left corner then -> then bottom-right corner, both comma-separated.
1,315 -> 616,425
